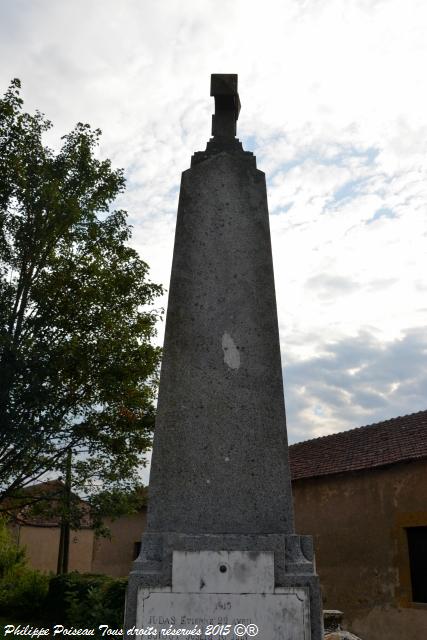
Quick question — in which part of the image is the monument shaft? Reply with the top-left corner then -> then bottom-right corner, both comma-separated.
125,75 -> 323,640
148,151 -> 294,535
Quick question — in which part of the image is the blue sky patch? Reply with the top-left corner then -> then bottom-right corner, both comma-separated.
366,207 -> 396,224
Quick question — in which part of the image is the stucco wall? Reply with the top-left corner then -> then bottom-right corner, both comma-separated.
10,510 -> 147,577
91,510 -> 147,577
292,459 -> 427,640
15,525 -> 94,573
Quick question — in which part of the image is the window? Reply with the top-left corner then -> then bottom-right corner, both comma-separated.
406,527 -> 427,603
133,541 -> 141,560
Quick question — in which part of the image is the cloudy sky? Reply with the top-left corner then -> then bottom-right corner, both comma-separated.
1,0 -> 426,457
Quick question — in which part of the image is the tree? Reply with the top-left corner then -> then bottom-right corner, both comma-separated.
0,514 -> 25,578
0,79 -> 163,524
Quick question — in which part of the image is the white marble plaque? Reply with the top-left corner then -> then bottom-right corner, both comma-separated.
172,551 -> 274,593
136,587 -> 311,640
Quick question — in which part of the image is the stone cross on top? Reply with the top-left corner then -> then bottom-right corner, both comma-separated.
211,73 -> 241,140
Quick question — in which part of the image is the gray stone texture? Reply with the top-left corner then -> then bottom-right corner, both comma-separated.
323,611 -> 363,640
147,149 -> 294,535
125,75 -> 323,640
126,532 -> 323,639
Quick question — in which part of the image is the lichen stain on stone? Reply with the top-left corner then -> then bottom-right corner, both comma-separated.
222,332 -> 241,370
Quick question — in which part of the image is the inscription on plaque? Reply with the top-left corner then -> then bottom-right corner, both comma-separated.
136,588 -> 311,640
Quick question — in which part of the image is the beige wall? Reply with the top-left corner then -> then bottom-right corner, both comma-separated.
292,460 -> 427,640
14,525 -> 94,574
10,510 -> 147,578
92,510 -> 147,577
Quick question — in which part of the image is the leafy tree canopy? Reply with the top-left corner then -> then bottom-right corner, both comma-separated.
0,79 -> 163,525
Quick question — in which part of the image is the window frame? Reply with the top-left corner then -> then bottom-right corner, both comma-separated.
395,512 -> 427,609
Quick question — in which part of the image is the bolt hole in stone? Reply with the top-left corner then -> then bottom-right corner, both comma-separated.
219,564 -> 227,573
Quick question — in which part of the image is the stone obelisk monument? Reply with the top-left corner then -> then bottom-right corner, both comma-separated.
125,75 -> 323,640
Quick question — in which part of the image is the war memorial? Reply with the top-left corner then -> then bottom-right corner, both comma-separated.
125,74 -> 323,640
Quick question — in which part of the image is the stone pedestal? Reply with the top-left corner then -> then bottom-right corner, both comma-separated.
125,75 -> 323,640
127,534 -> 322,638
138,551 -> 311,639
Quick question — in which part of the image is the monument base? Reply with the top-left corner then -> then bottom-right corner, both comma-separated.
125,536 -> 323,640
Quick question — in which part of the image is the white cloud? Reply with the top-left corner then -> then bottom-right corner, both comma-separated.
1,0 -> 426,449
284,327 -> 427,441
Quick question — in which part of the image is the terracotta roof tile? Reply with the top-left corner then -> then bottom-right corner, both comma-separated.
289,410 -> 427,480
5,479 -> 92,528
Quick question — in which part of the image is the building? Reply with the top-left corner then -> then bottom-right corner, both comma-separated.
290,409 -> 427,640
7,480 -> 94,574
7,480 -> 148,577
8,410 -> 427,640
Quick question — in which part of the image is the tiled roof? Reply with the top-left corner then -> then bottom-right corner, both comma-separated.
289,410 -> 427,480
6,479 -> 92,528
6,480 -> 148,527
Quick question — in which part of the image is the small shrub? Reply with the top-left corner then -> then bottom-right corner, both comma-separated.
100,578 -> 127,627
46,572 -> 111,623
0,517 -> 49,620
46,572 -> 126,628
0,567 -> 49,619
65,584 -> 106,627
0,517 -> 25,578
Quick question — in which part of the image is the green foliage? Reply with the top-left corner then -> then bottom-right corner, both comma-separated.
0,517 -> 49,620
0,79 -> 163,518
45,572 -> 126,629
0,567 -> 49,620
101,578 -> 127,626
0,516 -> 25,578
